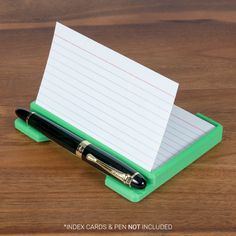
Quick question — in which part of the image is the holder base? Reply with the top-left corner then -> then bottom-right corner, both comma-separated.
14,102 -> 223,202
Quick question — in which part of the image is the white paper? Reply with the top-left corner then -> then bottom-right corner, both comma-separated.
153,105 -> 214,169
36,22 -> 179,171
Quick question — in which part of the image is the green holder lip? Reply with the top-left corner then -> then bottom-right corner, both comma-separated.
14,101 -> 223,202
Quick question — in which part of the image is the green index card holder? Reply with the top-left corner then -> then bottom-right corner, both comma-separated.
15,101 -> 223,202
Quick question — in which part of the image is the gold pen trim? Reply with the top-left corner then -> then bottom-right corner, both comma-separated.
86,153 -> 138,187
76,141 -> 140,187
76,140 -> 91,158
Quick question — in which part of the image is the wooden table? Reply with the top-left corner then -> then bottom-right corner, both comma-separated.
0,1 -> 235,235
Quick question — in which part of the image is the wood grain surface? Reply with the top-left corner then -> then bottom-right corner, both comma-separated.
0,0 -> 236,235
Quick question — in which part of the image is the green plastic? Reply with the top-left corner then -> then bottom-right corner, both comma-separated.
14,101 -> 223,202
15,118 -> 49,142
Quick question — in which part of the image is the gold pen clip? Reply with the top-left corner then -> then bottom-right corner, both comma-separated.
86,154 -> 138,187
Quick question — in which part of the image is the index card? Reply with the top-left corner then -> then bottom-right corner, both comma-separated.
36,22 -> 179,171
153,105 -> 215,169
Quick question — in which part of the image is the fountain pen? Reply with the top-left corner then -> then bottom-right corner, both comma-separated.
15,108 -> 146,189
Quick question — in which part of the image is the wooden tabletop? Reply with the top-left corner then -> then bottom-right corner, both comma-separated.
0,0 -> 235,235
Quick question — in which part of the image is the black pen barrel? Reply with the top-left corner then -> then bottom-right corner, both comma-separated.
29,113 -> 83,153
15,108 -> 146,189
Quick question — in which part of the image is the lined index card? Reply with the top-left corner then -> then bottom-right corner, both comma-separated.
153,105 -> 214,169
36,22 -> 179,171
